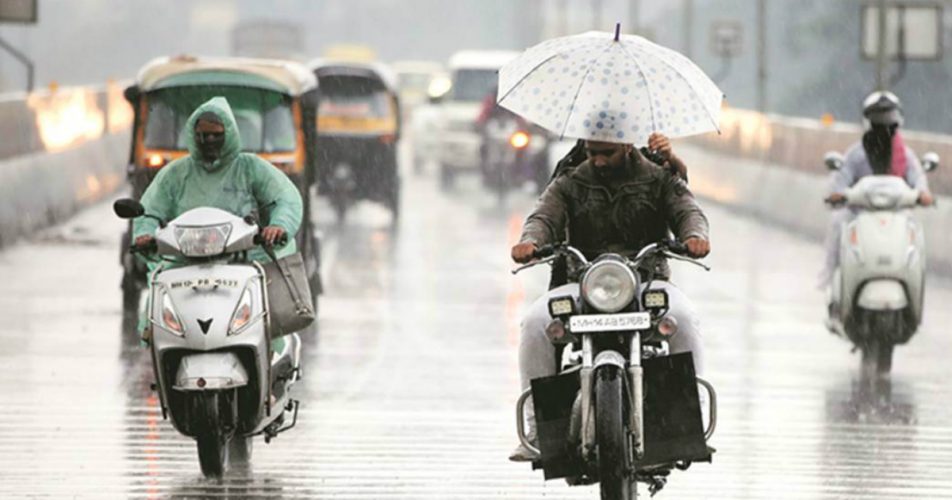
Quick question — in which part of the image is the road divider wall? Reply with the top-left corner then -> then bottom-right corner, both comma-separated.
683,109 -> 952,275
0,83 -> 132,246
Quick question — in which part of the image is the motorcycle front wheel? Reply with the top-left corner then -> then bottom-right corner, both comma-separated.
595,365 -> 635,500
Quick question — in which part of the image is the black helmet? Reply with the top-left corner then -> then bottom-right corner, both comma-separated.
862,91 -> 903,128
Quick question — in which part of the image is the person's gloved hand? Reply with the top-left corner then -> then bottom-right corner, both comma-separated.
918,191 -> 935,206
511,242 -> 538,264
648,133 -> 673,162
134,235 -> 154,248
261,226 -> 287,245
683,237 -> 710,258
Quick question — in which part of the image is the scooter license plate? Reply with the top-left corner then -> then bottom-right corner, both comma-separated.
569,312 -> 651,333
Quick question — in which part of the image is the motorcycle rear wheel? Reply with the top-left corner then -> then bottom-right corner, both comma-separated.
595,366 -> 635,500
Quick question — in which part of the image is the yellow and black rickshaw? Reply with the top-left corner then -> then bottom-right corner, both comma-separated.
120,55 -> 322,315
309,60 -> 401,222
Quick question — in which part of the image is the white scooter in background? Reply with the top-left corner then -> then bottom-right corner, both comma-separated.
114,199 -> 302,478
824,152 -> 938,381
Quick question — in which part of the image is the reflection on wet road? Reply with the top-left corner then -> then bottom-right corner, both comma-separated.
0,151 -> 951,499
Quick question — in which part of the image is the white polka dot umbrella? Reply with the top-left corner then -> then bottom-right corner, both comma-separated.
497,25 -> 724,145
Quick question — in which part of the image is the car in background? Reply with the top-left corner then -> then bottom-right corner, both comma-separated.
392,60 -> 444,117
434,50 -> 518,189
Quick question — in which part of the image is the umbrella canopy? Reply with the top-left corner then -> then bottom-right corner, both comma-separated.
497,26 -> 724,145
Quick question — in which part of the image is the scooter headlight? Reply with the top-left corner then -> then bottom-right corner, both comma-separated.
228,286 -> 256,336
161,292 -> 185,336
174,223 -> 232,257
867,188 -> 900,209
581,260 -> 638,313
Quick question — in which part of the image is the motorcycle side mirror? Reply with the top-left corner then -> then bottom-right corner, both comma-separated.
113,198 -> 145,219
922,152 -> 940,173
824,152 -> 845,171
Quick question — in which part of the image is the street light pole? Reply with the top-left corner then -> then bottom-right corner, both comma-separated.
593,0 -> 602,30
630,0 -> 640,35
876,0 -> 889,90
756,0 -> 767,112
0,35 -> 33,92
683,0 -> 694,58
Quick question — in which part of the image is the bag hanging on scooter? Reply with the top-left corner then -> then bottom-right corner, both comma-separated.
261,251 -> 315,338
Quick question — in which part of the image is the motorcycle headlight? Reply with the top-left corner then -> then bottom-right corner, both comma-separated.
228,286 -> 255,336
580,260 -> 638,313
174,224 -> 232,257
161,291 -> 185,336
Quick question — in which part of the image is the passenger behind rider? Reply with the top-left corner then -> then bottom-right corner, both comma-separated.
131,97 -> 303,356
820,91 -> 934,287
508,135 -> 711,462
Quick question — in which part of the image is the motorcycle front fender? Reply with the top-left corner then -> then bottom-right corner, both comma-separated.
173,352 -> 249,391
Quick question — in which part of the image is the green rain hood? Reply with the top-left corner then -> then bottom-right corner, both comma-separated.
133,96 -> 303,262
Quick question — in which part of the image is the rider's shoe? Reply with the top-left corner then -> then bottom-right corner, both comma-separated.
508,441 -> 540,462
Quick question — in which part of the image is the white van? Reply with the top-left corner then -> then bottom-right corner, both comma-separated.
435,50 -> 519,189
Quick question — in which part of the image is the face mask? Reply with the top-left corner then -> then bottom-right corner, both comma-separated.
196,131 -> 225,163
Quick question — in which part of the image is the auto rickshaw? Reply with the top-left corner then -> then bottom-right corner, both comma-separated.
120,55 -> 322,316
309,60 -> 401,222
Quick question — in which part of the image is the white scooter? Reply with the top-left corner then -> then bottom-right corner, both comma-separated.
824,152 -> 938,380
114,199 -> 302,478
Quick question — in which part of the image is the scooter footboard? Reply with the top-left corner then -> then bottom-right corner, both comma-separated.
173,352 -> 249,391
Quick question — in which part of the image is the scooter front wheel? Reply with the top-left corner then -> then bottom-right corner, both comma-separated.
190,391 -> 231,478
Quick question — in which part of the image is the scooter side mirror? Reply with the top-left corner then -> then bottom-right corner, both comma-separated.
922,152 -> 940,173
113,198 -> 145,219
824,152 -> 845,171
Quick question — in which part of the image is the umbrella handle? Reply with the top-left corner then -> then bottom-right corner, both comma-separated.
614,23 -> 620,41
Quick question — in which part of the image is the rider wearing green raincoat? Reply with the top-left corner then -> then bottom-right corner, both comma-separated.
132,96 -> 302,259
132,97 -> 303,349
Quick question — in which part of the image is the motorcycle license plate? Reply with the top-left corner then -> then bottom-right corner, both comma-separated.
569,312 -> 651,333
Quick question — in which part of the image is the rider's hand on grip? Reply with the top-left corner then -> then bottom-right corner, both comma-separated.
825,192 -> 846,206
682,237 -> 710,258
918,191 -> 935,207
131,235 -> 156,254
260,226 -> 288,247
511,242 -> 538,264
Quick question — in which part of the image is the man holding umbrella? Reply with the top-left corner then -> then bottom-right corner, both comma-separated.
499,25 -> 722,461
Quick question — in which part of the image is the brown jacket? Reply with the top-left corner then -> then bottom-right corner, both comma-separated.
520,150 -> 709,280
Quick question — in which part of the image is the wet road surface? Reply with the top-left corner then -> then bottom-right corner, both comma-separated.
1,148 -> 951,499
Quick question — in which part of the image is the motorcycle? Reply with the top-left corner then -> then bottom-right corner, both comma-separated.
113,198 -> 302,478
480,113 -> 551,202
512,241 -> 717,499
824,151 -> 939,383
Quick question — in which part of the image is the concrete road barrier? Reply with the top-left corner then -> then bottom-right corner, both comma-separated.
0,133 -> 128,246
681,143 -> 952,276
